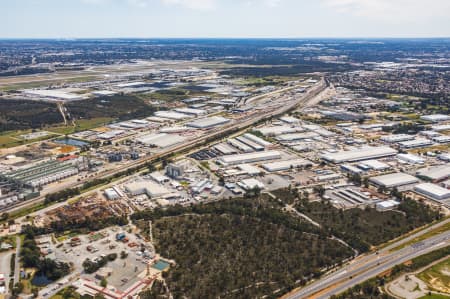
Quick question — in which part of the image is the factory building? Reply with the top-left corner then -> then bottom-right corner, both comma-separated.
227,139 -> 253,153
341,164 -> 364,174
237,164 -> 262,175
398,139 -> 433,149
397,153 -> 425,164
279,116 -> 301,124
414,183 -> 450,201
218,151 -> 282,166
154,111 -> 192,120
370,173 -> 419,189
380,134 -> 415,143
235,136 -> 264,151
376,200 -> 400,211
256,125 -> 302,137
187,116 -> 230,129
276,132 -> 319,142
124,180 -> 171,198
174,108 -> 207,116
420,114 -> 450,123
136,133 -> 186,148
166,163 -> 185,179
2,158 -> 85,188
416,164 -> 450,182
262,159 -> 312,172
237,178 -> 265,191
213,143 -> 239,155
321,146 -> 398,164
358,160 -> 390,171
243,133 -> 272,148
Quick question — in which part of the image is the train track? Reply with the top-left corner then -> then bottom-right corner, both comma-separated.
3,80 -> 328,215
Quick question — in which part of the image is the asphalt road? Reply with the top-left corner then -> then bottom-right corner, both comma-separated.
13,236 -> 21,286
0,250 -> 13,294
283,221 -> 450,299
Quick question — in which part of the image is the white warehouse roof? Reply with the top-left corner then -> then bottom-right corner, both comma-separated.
322,146 -> 398,163
417,164 -> 450,182
218,151 -> 281,166
262,159 -> 313,172
187,116 -> 230,129
414,183 -> 450,200
370,172 -> 419,188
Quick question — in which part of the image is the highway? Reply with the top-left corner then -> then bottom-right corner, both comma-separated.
283,218 -> 450,299
3,79 -> 328,215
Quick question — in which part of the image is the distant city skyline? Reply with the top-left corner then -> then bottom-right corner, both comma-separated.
1,0 -> 450,38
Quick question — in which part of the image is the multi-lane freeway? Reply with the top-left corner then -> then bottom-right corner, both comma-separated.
283,218 -> 450,299
2,79 -> 328,215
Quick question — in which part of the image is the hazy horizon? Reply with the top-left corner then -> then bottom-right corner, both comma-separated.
1,0 -> 450,39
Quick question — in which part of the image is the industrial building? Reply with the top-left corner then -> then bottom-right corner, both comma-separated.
218,151 -> 282,166
397,153 -> 425,164
237,164 -> 262,175
256,125 -> 301,136
174,108 -> 207,116
398,139 -> 433,149
376,200 -> 400,211
262,159 -> 312,172
166,163 -> 185,179
2,158 -> 85,188
235,136 -> 264,151
213,143 -> 238,155
321,146 -> 398,163
228,139 -> 253,153
187,116 -> 230,129
237,178 -> 265,191
341,164 -> 364,174
416,164 -> 450,182
136,133 -> 186,148
124,180 -> 171,198
154,111 -> 192,120
276,132 -> 319,142
420,114 -> 450,123
358,160 -> 390,171
23,88 -> 85,101
380,134 -> 415,143
243,133 -> 272,148
369,172 -> 419,189
414,183 -> 450,201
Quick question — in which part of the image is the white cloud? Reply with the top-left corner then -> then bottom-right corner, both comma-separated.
81,0 -> 217,10
264,0 -> 281,8
161,0 -> 217,10
321,0 -> 450,21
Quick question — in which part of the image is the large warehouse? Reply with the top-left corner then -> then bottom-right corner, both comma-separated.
416,164 -> 450,182
2,158 -> 84,188
414,183 -> 450,201
321,146 -> 398,164
262,159 -> 313,172
218,151 -> 282,166
124,180 -> 171,198
136,133 -> 186,148
243,133 -> 272,148
187,116 -> 230,129
370,172 -> 419,189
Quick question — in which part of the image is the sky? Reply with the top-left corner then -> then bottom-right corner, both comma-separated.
1,0 -> 449,38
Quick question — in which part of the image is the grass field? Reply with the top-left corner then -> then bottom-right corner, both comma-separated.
47,117 -> 114,135
0,129 -> 59,148
417,257 -> 450,294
